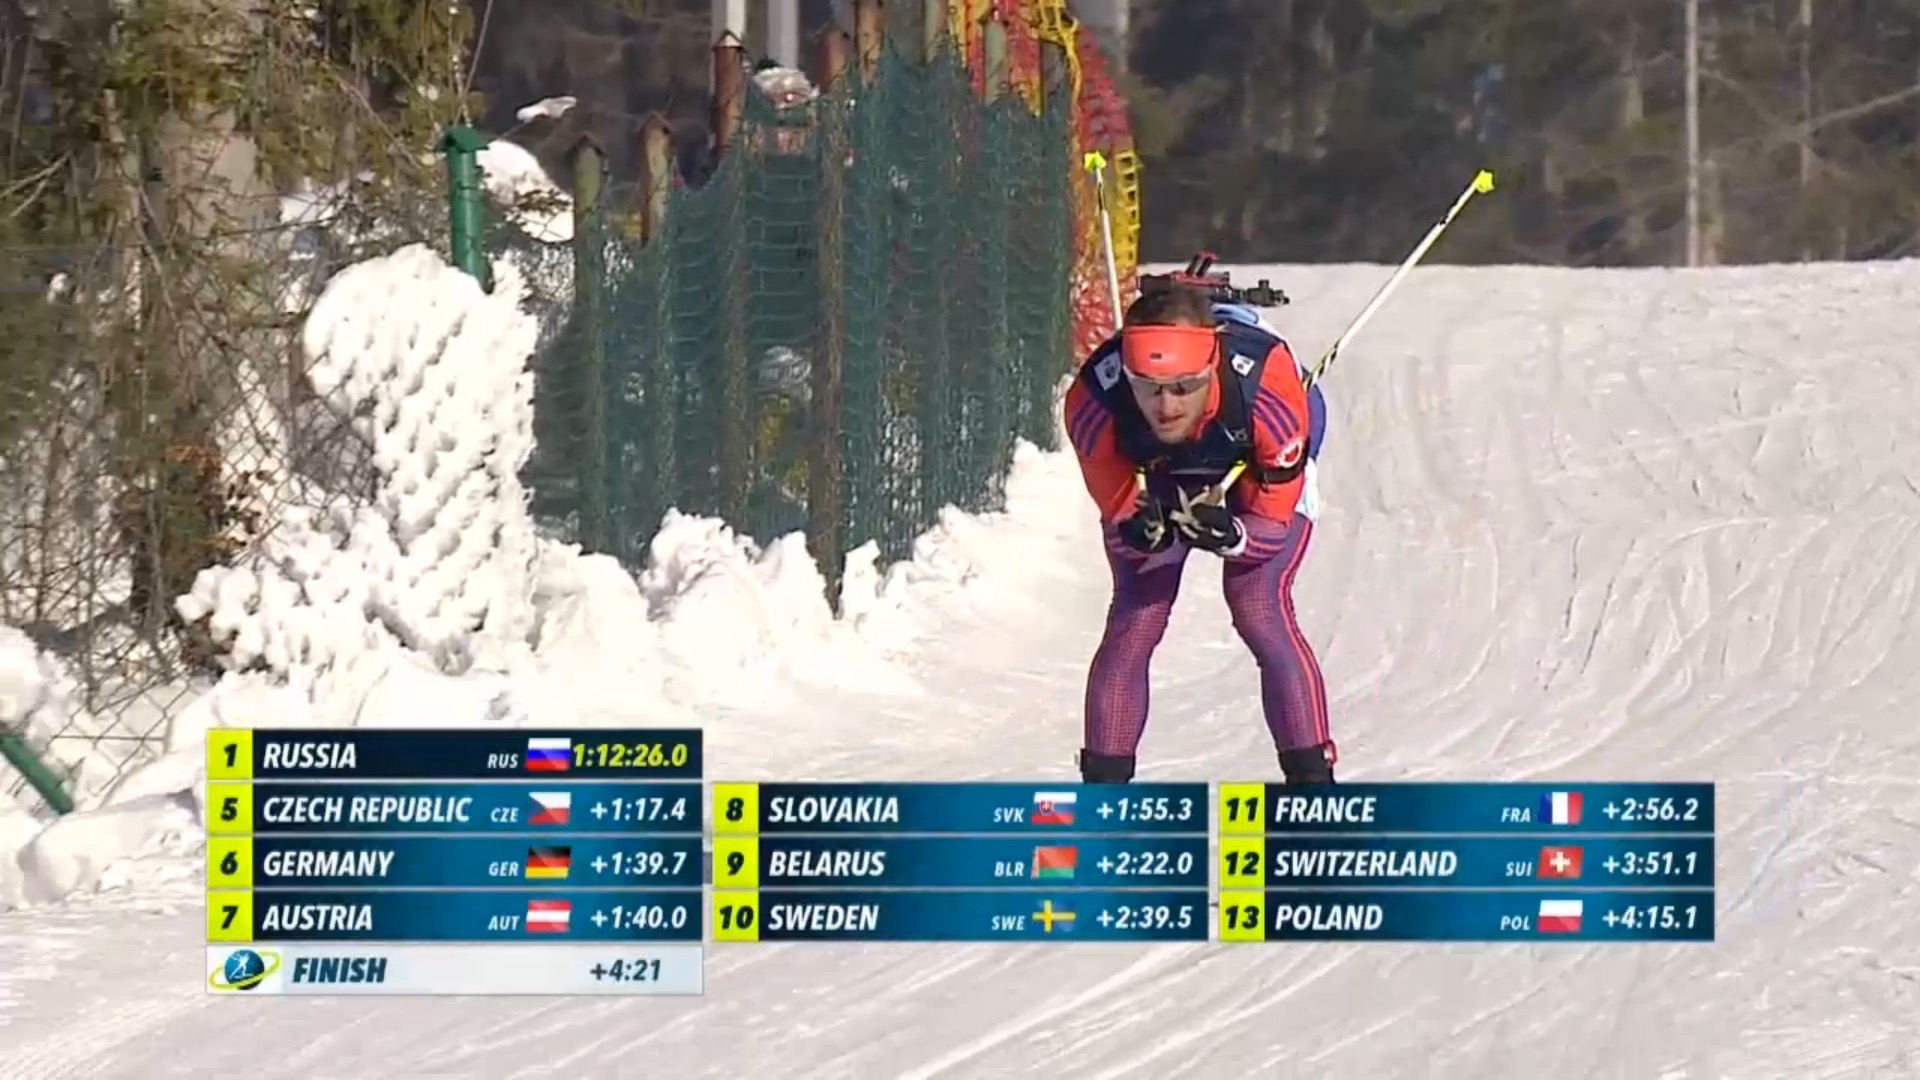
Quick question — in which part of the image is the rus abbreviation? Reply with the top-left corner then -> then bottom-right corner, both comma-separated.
293,956 -> 387,984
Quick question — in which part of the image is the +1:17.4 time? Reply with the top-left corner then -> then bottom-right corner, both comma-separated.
587,796 -> 690,824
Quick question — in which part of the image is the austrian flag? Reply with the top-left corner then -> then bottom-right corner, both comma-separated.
527,899 -> 571,933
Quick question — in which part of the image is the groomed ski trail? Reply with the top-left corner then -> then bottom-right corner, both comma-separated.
5,261 -> 1920,1078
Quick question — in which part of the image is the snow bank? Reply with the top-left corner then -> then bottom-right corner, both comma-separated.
0,240 -> 1076,910
175,244 -> 544,714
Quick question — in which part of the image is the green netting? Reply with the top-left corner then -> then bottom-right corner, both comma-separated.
528,41 -> 1073,603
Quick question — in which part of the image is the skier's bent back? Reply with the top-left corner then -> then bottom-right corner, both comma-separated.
1063,281 -> 1335,786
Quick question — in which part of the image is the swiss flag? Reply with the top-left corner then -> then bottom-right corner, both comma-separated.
1537,846 -> 1583,879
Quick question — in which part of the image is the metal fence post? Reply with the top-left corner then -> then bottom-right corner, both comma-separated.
1,727 -> 73,815
441,126 -> 494,292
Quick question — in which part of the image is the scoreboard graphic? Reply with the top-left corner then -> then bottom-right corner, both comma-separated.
708,782 -> 1212,942
1214,782 -> 1715,942
204,728 -> 705,996
203,729 -> 1714,996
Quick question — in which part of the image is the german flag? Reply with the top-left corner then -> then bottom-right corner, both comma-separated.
526,845 -> 571,881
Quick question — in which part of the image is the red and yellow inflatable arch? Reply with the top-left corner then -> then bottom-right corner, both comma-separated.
946,0 -> 1141,359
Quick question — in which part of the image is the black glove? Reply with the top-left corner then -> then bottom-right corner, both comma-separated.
1169,488 -> 1245,554
1115,490 -> 1174,554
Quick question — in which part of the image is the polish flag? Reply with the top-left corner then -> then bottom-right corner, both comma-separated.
1538,899 -> 1583,934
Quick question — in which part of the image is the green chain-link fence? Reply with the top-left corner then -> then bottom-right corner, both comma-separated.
521,39 -> 1074,602
2,29 -> 1080,815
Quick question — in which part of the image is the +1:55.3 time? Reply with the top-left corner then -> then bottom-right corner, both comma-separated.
1104,796 -> 1196,823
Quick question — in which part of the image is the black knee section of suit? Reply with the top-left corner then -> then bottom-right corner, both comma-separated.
1278,743 -> 1336,785
1078,750 -> 1135,784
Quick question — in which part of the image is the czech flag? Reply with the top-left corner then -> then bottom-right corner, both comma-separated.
530,791 -> 571,826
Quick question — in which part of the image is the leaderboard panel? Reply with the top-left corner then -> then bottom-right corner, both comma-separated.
204,728 -> 705,996
1215,782 -> 1716,942
709,782 -> 1212,942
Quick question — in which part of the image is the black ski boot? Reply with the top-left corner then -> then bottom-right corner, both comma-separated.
1078,749 -> 1135,784
1278,742 -> 1336,785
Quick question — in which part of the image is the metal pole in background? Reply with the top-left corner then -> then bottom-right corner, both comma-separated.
766,0 -> 801,68
712,0 -> 750,89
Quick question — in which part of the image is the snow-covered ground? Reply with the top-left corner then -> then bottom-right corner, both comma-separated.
3,253 -> 1920,1078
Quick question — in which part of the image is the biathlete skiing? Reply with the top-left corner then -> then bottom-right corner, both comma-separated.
1062,170 -> 1495,786
1063,274 -> 1335,787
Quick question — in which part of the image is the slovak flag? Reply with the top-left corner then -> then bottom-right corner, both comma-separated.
1032,791 -> 1076,826
1540,790 -> 1583,826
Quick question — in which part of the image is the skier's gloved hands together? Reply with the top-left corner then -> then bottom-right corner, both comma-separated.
1170,486 -> 1246,555
1115,489 -> 1174,554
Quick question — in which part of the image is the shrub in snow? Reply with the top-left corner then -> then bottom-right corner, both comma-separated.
176,245 -> 544,715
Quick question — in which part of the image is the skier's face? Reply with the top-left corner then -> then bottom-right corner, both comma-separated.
1130,370 -> 1212,443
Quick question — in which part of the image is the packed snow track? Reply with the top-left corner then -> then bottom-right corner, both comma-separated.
4,261 -> 1919,1078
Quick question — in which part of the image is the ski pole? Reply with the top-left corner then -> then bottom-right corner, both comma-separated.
1083,150 -> 1125,333
1303,169 -> 1496,391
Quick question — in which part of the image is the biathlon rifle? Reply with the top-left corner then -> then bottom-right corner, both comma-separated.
1137,251 -> 1289,308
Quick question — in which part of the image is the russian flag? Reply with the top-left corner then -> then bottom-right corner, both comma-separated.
1540,790 -> 1583,826
526,737 -> 571,772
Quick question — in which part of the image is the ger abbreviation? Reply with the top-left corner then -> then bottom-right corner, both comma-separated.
292,956 -> 387,984
489,861 -> 522,878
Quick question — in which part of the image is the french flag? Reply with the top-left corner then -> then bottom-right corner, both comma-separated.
526,737 -> 571,772
1540,790 -> 1583,826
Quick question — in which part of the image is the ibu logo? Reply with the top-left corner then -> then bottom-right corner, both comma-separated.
209,948 -> 281,992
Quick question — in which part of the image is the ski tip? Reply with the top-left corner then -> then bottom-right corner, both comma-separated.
1473,169 -> 1496,194
1083,151 -> 1109,172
